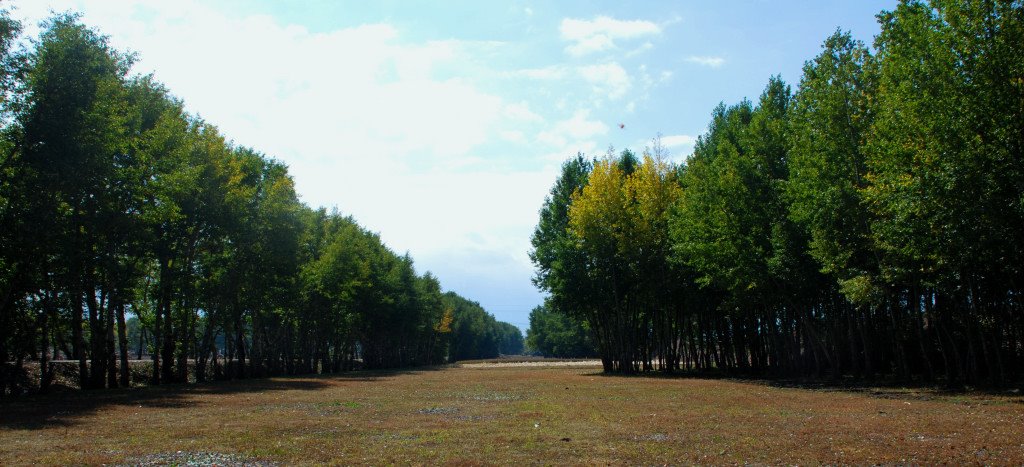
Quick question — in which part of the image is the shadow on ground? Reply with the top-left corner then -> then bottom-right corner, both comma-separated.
0,365 -> 446,430
586,370 -> 1024,402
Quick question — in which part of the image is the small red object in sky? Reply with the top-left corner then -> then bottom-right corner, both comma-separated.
618,123 -> 625,129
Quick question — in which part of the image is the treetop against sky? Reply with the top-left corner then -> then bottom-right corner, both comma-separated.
9,0 -> 895,329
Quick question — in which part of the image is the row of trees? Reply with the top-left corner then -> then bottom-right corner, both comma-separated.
444,292 -> 524,360
532,0 -> 1023,384
0,13 -> 518,396
525,304 -> 597,358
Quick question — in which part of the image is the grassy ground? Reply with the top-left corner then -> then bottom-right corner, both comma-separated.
1,364 -> 1022,465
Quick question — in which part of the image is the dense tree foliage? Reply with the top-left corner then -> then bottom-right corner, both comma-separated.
532,0 -> 1024,384
525,304 -> 597,358
443,292 -> 524,360
0,13 -> 518,395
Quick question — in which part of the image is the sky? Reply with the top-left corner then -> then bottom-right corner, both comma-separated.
9,0 -> 896,332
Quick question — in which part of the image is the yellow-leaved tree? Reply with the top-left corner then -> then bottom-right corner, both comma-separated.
567,149 -> 681,373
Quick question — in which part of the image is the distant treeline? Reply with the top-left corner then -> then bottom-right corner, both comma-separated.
445,292 -> 524,361
531,0 -> 1023,385
0,13 -> 519,396
525,304 -> 597,358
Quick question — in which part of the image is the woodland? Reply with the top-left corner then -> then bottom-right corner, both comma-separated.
0,11 -> 522,396
2,0 -> 1022,397
530,0 -> 1024,384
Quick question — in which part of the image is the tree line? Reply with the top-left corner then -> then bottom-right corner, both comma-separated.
531,0 -> 1023,385
0,13 -> 520,396
525,304 -> 597,358
444,292 -> 524,360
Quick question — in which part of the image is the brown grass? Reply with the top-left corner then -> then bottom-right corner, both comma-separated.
1,366 -> 1022,465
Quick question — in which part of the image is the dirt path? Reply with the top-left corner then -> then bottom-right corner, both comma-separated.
458,360 -> 602,368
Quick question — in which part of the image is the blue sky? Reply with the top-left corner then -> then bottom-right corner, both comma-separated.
11,0 -> 895,331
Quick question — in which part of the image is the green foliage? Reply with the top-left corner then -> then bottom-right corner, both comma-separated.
530,154 -> 594,322
867,0 -> 1024,291
525,304 -> 596,358
495,321 -> 525,355
0,12 -> 495,394
557,148 -> 684,372
787,31 -> 877,288
443,292 -> 523,361
534,0 -> 1024,383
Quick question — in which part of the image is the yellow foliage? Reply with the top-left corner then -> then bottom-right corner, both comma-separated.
568,157 -> 627,253
568,152 -> 680,260
434,306 -> 454,333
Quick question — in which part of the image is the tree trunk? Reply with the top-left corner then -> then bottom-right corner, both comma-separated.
137,328 -> 145,360
38,290 -> 54,393
912,290 -> 935,381
888,301 -> 909,380
117,301 -> 130,387
151,297 -> 161,385
72,289 -> 88,390
87,282 -> 106,389
235,313 -> 247,379
196,318 -> 215,383
105,295 -> 118,388
160,259 -> 175,384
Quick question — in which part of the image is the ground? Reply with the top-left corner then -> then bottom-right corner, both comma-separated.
1,362 -> 1023,465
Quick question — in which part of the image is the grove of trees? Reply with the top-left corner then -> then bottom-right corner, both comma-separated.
532,0 -> 1024,385
444,292 -> 524,361
525,304 -> 597,358
0,12 -> 519,396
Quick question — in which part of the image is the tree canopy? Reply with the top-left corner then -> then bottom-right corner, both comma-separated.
0,12 -> 519,395
531,0 -> 1024,384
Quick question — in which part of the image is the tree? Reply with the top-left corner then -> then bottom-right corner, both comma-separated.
864,0 -> 1024,383
525,304 -> 596,358
13,14 -> 136,389
0,11 -> 502,394
787,31 -> 885,378
530,154 -> 606,365
495,322 -> 525,355
444,292 -> 498,361
566,149 -> 682,372
788,31 -> 878,299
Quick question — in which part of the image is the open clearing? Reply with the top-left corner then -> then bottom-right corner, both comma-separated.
2,364 -> 1023,465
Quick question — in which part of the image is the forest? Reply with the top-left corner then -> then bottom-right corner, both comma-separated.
3,0 -> 1021,397
531,0 -> 1024,384
0,11 -> 521,396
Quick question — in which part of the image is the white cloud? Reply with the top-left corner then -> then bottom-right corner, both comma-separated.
578,62 -> 631,100
516,63 -> 633,103
659,134 -> 698,159
661,134 -> 697,148
561,110 -> 609,139
7,0 -> 671,326
560,16 -> 660,56
686,55 -> 726,68
503,101 -> 544,123
499,130 -> 528,144
8,0 -> 550,253
517,65 -> 569,80
538,109 -> 608,148
626,41 -> 654,57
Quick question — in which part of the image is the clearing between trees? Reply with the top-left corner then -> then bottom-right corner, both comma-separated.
1,364 -> 1021,465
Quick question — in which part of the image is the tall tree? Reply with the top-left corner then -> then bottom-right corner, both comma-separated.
15,14 -> 134,389
865,0 -> 1024,383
